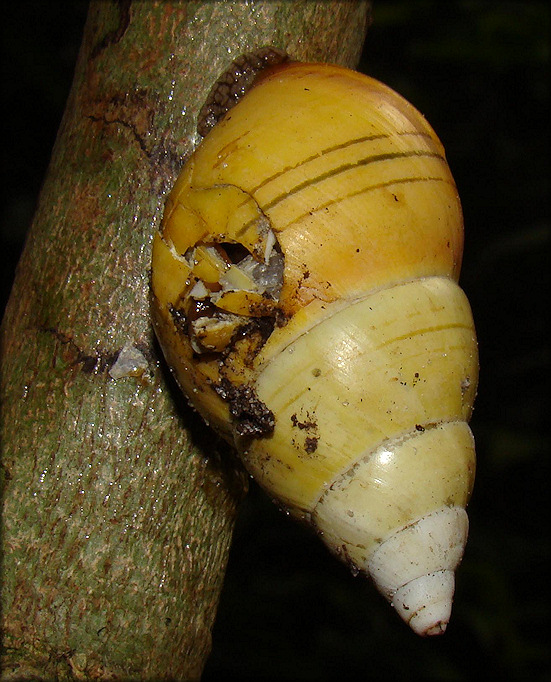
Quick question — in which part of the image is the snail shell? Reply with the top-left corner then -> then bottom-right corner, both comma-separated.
151,60 -> 478,636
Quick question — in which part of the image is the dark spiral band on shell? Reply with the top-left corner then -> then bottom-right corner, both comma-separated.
197,47 -> 289,137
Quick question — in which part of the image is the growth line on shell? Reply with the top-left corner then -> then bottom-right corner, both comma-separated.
313,418 -> 468,510
377,321 -> 476,348
260,150 -> 447,213
251,276 -> 465,375
234,174 -> 453,243
249,130 -> 436,195
278,175 -> 455,231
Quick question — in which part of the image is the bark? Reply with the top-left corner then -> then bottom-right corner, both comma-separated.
0,1 -> 371,680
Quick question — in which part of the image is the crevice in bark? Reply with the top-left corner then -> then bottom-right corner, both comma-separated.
90,0 -> 133,60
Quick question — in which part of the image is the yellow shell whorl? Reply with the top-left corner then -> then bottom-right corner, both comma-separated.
241,277 -> 477,514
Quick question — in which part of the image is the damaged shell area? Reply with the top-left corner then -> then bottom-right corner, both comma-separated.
151,61 -> 478,635
151,181 -> 286,439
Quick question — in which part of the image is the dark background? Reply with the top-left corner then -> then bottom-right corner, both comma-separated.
1,2 -> 549,680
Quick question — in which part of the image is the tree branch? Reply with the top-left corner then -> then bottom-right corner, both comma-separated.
1,1 -> 371,679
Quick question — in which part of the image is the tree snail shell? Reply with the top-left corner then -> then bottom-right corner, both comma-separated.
151,60 -> 478,636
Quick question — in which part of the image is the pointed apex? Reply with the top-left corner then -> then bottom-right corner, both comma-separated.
392,570 -> 454,636
367,506 -> 469,635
